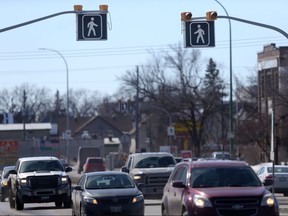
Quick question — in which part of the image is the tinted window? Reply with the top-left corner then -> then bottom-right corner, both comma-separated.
135,156 -> 175,168
171,166 -> 187,184
20,160 -> 63,173
267,167 -> 288,173
190,167 -> 261,187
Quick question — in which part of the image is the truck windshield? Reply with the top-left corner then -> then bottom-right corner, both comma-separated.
135,156 -> 175,168
19,160 -> 64,173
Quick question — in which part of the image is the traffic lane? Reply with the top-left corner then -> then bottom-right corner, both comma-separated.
0,199 -> 161,216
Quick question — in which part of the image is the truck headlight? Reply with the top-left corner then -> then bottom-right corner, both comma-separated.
61,176 -> 69,184
20,178 -> 28,185
1,181 -> 8,186
133,175 -> 142,180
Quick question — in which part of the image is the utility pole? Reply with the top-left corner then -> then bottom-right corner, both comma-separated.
135,66 -> 140,153
22,90 -> 27,141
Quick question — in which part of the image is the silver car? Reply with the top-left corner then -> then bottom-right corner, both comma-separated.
256,164 -> 288,196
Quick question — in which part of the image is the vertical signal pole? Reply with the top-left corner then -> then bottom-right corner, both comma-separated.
135,66 -> 140,152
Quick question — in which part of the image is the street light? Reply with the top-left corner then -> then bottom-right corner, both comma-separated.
214,0 -> 234,157
39,48 -> 70,161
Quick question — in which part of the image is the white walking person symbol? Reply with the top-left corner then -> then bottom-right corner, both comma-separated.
87,17 -> 98,36
194,24 -> 205,44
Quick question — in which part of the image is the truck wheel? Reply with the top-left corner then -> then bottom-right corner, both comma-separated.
8,189 -> 15,209
63,199 -> 71,208
55,201 -> 62,207
15,194 -> 24,210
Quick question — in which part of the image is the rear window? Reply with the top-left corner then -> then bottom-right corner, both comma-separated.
88,158 -> 103,164
267,167 -> 288,173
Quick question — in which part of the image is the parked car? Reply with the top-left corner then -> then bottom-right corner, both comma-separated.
256,164 -> 288,196
0,165 -> 15,202
71,171 -> 144,216
121,152 -> 176,198
83,157 -> 105,173
161,160 -> 279,216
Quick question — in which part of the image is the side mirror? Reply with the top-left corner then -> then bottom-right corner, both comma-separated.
65,166 -> 73,172
172,180 -> 186,188
121,166 -> 129,173
73,185 -> 82,191
9,170 -> 17,175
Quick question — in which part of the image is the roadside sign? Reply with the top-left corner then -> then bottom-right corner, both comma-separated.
184,21 -> 215,48
76,12 -> 107,41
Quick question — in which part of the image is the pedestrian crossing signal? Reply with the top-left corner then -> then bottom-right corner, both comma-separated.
206,11 -> 217,20
181,12 -> 192,21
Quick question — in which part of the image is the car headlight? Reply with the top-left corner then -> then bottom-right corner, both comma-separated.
83,195 -> 98,205
132,194 -> 144,203
261,193 -> 276,207
60,176 -> 69,184
193,194 -> 212,208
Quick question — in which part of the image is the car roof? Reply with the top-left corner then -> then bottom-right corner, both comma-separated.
182,160 -> 249,168
18,156 -> 59,162
129,152 -> 173,157
85,171 -> 128,176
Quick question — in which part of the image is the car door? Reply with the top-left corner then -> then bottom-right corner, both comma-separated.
168,165 -> 188,215
74,175 -> 86,214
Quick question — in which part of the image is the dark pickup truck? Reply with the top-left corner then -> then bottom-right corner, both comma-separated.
121,152 -> 176,198
8,156 -> 72,210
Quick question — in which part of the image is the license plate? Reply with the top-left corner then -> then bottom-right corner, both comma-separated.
41,196 -> 49,200
110,206 -> 122,213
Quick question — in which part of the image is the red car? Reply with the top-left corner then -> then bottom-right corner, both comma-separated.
83,157 -> 105,173
161,160 -> 279,216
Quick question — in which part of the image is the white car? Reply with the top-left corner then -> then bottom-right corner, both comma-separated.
256,164 -> 288,196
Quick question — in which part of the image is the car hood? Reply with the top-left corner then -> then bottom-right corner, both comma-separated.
192,186 -> 267,197
132,167 -> 174,174
18,171 -> 65,178
86,187 -> 141,197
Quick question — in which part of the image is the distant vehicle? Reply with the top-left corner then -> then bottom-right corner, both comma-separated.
174,157 -> 183,163
161,160 -> 279,216
211,151 -> 230,159
83,157 -> 105,173
0,165 -> 15,202
8,156 -> 73,210
121,152 -> 176,198
71,171 -> 144,216
77,146 -> 101,174
256,164 -> 288,196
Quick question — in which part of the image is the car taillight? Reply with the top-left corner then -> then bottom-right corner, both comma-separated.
265,174 -> 273,180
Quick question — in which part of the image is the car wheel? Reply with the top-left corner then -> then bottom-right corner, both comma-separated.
8,189 -> 15,209
80,203 -> 86,216
182,207 -> 188,216
55,201 -> 62,208
15,193 -> 24,210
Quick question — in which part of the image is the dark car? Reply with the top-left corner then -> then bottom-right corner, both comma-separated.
83,157 -> 105,173
0,165 -> 15,202
161,160 -> 279,216
71,171 -> 144,216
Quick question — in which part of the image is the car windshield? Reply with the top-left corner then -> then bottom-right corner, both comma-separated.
190,167 -> 262,188
267,167 -> 288,173
134,156 -> 175,168
19,160 -> 64,173
85,174 -> 135,189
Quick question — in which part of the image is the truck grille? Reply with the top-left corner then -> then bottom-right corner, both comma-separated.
213,197 -> 260,216
29,176 -> 59,189
145,174 -> 170,185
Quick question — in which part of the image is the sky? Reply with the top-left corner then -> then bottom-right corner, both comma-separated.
0,0 -> 287,97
